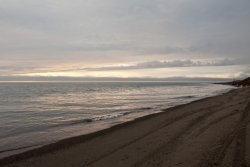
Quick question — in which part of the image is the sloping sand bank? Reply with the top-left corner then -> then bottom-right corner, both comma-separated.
1,88 -> 250,167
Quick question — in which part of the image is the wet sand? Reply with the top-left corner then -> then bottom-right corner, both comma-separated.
1,87 -> 250,167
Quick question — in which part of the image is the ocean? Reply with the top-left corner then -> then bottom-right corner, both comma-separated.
0,82 -> 234,158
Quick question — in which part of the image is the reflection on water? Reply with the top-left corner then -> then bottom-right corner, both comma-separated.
0,82 -> 234,158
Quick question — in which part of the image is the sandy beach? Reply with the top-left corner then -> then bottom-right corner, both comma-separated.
0,87 -> 250,167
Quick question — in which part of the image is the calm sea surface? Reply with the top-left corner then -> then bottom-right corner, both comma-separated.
0,82 -> 234,158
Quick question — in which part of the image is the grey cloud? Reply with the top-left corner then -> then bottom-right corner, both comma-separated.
0,65 -> 41,75
0,0 -> 249,77
0,59 -> 240,75
72,59 -> 237,71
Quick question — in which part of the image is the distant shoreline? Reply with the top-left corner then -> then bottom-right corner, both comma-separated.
0,76 -> 234,83
218,77 -> 250,87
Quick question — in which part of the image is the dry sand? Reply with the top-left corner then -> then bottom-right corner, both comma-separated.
1,87 -> 250,167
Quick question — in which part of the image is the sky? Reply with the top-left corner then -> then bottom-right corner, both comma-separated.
0,0 -> 250,80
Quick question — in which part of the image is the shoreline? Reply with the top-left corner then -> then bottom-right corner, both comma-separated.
0,93 -> 220,163
0,84 -> 233,159
1,87 -> 250,167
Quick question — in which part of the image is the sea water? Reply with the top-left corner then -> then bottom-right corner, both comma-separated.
0,82 -> 234,158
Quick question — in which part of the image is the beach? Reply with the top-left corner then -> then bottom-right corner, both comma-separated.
1,87 -> 250,167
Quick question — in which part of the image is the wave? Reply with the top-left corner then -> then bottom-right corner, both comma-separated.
0,144 -> 42,154
92,113 -> 124,121
68,107 -> 154,125
172,95 -> 197,99
68,118 -> 93,125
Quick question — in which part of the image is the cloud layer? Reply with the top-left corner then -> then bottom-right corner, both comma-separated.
81,59 -> 237,71
0,0 -> 249,78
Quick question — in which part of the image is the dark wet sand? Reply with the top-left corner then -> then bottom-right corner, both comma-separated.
1,88 -> 250,167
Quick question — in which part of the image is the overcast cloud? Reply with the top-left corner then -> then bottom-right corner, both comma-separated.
77,59 -> 237,71
0,0 -> 249,79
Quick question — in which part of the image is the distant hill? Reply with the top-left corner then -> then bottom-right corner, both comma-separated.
228,77 -> 250,87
